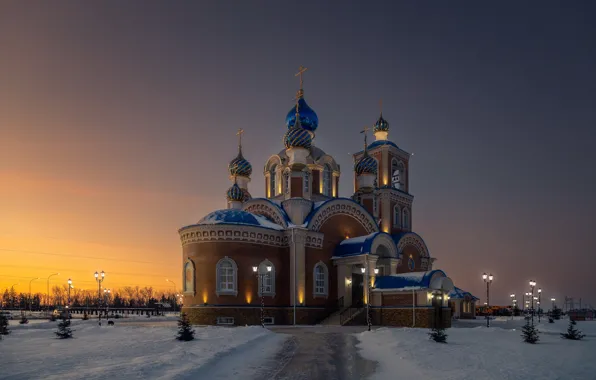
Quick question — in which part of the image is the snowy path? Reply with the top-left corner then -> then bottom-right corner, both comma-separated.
259,326 -> 378,380
0,320 -> 285,380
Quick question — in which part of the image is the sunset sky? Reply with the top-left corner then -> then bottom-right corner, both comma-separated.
1,1 -> 595,305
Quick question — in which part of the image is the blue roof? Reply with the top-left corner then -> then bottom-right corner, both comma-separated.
449,287 -> 479,300
194,209 -> 284,231
374,270 -> 446,290
249,198 -> 292,224
334,232 -> 390,257
369,140 -> 398,150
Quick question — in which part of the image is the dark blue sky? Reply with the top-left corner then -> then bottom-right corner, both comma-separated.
1,1 -> 595,305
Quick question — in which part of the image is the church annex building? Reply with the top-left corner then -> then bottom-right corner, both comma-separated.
179,68 -> 477,327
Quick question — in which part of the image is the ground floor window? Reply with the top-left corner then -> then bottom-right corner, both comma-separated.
216,317 -> 235,325
263,317 -> 274,325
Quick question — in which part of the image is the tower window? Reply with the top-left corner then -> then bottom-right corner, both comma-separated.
403,208 -> 410,229
270,164 -> 277,196
393,205 -> 401,227
323,164 -> 332,196
391,159 -> 405,190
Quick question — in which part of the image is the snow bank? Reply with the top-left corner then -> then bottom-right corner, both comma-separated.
357,321 -> 596,380
0,320 -> 283,379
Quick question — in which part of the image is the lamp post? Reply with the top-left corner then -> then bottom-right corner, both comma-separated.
537,288 -> 542,322
46,273 -> 59,311
166,279 -> 177,312
104,288 -> 111,322
94,271 -> 105,325
361,267 -> 378,331
29,277 -> 39,312
551,298 -> 556,310
253,265 -> 272,328
510,293 -> 515,320
482,273 -> 493,327
67,279 -> 72,322
529,280 -> 536,324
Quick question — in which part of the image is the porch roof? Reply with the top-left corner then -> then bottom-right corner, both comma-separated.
334,232 -> 387,257
449,286 -> 479,300
374,270 -> 447,290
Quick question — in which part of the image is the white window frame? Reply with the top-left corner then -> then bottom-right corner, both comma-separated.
393,205 -> 401,227
313,262 -> 329,298
216,257 -> 238,296
257,260 -> 275,297
216,316 -> 235,325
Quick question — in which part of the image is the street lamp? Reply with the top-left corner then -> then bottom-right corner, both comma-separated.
166,279 -> 178,312
103,288 -> 111,322
94,271 -> 105,325
551,298 -> 556,310
361,267 -> 378,331
46,273 -> 59,311
510,293 -> 515,320
253,265 -> 272,328
29,277 -> 39,312
67,279 -> 73,322
537,288 -> 542,322
529,280 -> 536,324
482,273 -> 493,327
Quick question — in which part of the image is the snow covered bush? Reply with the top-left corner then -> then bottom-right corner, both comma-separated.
19,314 -> 29,324
55,318 -> 73,339
561,320 -> 585,341
522,320 -> 539,344
428,327 -> 447,343
176,313 -> 195,341
0,313 -> 9,335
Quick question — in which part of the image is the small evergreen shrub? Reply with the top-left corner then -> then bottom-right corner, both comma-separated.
55,318 -> 73,339
176,313 -> 195,341
522,320 -> 539,344
428,327 -> 447,343
0,313 -> 10,335
561,319 -> 585,340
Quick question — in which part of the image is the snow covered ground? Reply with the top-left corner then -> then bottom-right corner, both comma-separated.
0,319 -> 287,380
356,318 -> 596,380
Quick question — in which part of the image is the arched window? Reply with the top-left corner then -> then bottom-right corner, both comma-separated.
313,262 -> 328,297
323,164 -> 332,196
216,257 -> 237,296
403,208 -> 410,230
183,260 -> 195,294
258,260 -> 275,296
393,205 -> 401,227
270,164 -> 278,196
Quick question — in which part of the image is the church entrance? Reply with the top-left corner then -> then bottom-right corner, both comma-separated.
352,273 -> 364,308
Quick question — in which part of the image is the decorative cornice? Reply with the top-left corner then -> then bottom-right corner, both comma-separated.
180,224 -> 287,247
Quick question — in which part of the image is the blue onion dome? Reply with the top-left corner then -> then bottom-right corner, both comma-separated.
284,125 -> 312,149
228,150 -> 252,177
373,113 -> 389,133
354,152 -> 378,175
226,183 -> 244,202
286,97 -> 319,132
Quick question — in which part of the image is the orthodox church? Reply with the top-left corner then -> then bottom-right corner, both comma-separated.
179,68 -> 477,327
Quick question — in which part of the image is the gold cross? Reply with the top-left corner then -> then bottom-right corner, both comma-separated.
379,99 -> 383,114
361,126 -> 370,147
295,65 -> 308,90
236,128 -> 244,147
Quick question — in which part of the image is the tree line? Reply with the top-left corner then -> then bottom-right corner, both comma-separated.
0,285 -> 181,310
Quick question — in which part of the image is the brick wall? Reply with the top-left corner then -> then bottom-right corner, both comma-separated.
371,308 -> 452,328
183,306 -> 330,326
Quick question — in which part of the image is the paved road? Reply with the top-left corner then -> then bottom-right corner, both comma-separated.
256,327 -> 378,380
